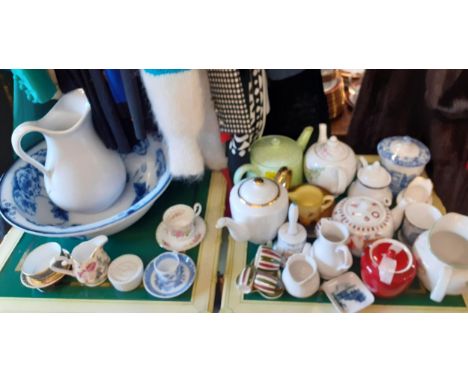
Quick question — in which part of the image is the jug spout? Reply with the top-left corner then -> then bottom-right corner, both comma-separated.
296,126 -> 314,151
318,123 -> 328,144
216,218 -> 250,242
89,235 -> 109,249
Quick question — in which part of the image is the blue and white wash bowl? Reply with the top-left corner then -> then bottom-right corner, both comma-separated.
377,136 -> 430,195
0,132 -> 171,238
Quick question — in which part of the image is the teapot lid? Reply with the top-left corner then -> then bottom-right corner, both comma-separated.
315,136 -> 352,162
251,135 -> 302,168
238,177 -> 281,207
332,196 -> 391,231
358,161 -> 391,188
377,136 -> 430,168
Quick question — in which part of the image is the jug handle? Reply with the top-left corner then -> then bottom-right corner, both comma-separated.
320,195 -> 335,212
49,255 -> 75,277
11,123 -> 51,177
233,164 -> 262,184
336,245 -> 353,271
430,266 -> 453,303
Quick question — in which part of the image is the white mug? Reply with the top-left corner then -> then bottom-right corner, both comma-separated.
312,219 -> 353,279
402,202 -> 442,245
163,203 -> 202,239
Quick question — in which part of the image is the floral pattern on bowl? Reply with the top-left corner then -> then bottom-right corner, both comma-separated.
0,132 -> 171,237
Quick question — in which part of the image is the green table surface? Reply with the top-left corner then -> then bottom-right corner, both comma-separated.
0,172 -> 211,303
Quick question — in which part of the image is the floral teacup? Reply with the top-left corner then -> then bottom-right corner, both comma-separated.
163,203 -> 202,239
49,235 -> 110,287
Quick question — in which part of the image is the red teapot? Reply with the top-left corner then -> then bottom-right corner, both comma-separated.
361,239 -> 416,298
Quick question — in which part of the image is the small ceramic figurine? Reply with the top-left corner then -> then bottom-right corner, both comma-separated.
304,123 -> 357,195
348,157 -> 393,206
216,177 -> 289,244
274,203 -> 307,260
377,136 -> 431,195
413,213 -> 468,302
332,196 -> 408,256
233,127 -> 313,188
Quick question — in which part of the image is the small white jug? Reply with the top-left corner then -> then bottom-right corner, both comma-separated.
312,219 -> 353,279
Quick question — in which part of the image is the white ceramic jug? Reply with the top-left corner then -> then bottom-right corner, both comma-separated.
11,89 -> 126,213
282,244 -> 320,298
413,213 -> 468,302
312,219 -> 353,279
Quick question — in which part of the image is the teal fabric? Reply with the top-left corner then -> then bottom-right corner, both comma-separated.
144,69 -> 190,76
12,78 -> 56,152
11,69 -> 57,104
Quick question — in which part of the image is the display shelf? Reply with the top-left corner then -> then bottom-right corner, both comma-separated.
0,171 -> 226,313
220,156 -> 468,313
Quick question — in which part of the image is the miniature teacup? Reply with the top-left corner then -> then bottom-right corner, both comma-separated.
253,270 -> 284,299
153,252 -> 181,282
236,264 -> 256,294
49,236 -> 110,287
253,246 -> 282,272
163,203 -> 202,239
21,242 -> 69,282
401,202 -> 442,245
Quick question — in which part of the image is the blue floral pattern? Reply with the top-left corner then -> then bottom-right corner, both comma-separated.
377,136 -> 430,168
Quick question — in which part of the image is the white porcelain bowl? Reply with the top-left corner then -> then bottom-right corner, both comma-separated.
108,254 -> 144,292
0,132 -> 171,237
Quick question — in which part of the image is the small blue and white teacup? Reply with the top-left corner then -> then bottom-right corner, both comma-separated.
377,136 -> 431,195
153,252 -> 181,282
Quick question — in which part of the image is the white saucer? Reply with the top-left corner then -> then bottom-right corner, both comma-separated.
155,216 -> 206,252
143,253 -> 196,299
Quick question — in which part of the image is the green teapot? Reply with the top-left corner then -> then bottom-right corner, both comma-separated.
233,126 -> 313,188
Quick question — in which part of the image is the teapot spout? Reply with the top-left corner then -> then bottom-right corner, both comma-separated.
390,199 -> 408,230
216,218 -> 250,242
296,126 -> 314,151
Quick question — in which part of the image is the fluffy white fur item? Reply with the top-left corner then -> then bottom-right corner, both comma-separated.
140,69 -> 227,178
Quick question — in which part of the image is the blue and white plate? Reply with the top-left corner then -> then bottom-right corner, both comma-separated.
0,132 -> 171,237
143,253 -> 196,299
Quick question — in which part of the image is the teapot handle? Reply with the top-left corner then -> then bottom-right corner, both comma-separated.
233,164 -> 262,184
359,156 -> 368,168
11,123 -> 51,177
335,167 -> 348,195
430,265 -> 453,303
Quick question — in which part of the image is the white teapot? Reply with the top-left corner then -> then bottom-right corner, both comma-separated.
332,196 -> 407,256
304,123 -> 357,195
348,157 -> 393,206
216,177 -> 289,244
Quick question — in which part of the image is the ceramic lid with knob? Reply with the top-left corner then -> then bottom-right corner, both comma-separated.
238,177 -> 281,207
315,135 -> 352,162
332,196 -> 392,233
277,203 -> 307,246
251,135 -> 303,168
357,158 -> 391,188
377,136 -> 431,168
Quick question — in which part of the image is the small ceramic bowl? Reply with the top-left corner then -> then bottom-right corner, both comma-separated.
108,254 -> 144,292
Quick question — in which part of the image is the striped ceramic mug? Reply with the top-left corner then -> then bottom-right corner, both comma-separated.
254,246 -> 282,272
236,265 -> 256,294
253,270 -> 284,299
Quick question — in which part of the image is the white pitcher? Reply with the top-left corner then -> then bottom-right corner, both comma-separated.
11,89 -> 126,213
312,219 -> 353,279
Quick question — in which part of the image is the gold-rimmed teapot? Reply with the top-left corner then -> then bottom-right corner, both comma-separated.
216,177 -> 289,244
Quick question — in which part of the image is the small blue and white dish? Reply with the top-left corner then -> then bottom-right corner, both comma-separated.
377,136 -> 431,195
0,132 -> 171,237
143,252 -> 196,299
322,272 -> 375,313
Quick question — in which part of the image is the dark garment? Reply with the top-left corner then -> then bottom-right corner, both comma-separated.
104,69 -> 126,104
345,69 -> 468,214
264,69 -> 329,145
266,69 -> 305,81
120,70 -> 148,140
55,69 -> 139,153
